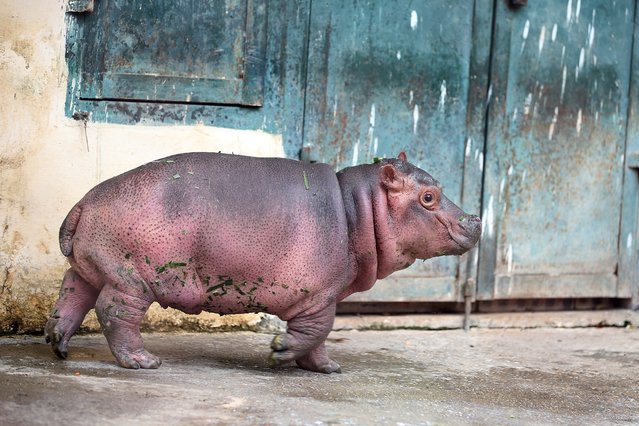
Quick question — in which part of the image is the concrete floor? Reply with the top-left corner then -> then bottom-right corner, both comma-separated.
1,326 -> 638,425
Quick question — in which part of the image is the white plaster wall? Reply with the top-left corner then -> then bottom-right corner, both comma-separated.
0,0 -> 285,332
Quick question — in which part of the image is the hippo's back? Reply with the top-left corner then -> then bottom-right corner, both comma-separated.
72,151 -> 343,223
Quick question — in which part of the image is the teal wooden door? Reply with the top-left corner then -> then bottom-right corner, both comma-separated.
302,0 -> 492,302
479,0 -> 636,299
64,0 -> 639,305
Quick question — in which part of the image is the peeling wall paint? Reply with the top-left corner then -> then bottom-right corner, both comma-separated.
0,0 -> 285,333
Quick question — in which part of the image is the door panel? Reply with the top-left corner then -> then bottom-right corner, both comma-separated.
479,0 -> 635,299
77,0 -> 266,106
303,0 -> 490,301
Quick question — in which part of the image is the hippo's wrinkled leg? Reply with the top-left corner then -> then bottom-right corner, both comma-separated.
95,283 -> 160,369
45,269 -> 100,359
269,303 -> 340,373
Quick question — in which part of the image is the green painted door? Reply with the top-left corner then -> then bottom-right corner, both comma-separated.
302,0 -> 492,302
479,0 -> 636,299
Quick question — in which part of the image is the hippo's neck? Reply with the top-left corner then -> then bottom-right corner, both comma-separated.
337,165 -> 408,297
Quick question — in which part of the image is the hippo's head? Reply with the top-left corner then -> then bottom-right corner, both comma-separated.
378,153 -> 481,267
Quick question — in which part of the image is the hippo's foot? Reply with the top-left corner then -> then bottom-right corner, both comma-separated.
269,336 -> 340,373
268,304 -> 340,374
112,348 -> 162,370
296,343 -> 341,374
44,317 -> 70,359
45,269 -> 100,360
268,333 -> 296,365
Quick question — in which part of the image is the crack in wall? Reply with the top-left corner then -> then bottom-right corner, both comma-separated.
1,266 -> 10,295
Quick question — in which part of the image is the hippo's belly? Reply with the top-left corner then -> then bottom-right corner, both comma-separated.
144,209 -> 350,319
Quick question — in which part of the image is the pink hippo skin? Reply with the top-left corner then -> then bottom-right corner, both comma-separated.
45,152 -> 480,373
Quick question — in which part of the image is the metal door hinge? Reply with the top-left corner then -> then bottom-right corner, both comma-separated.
67,0 -> 94,13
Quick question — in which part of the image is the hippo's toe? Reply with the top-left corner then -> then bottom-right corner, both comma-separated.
44,317 -> 69,359
114,349 -> 162,369
270,333 -> 289,352
295,346 -> 342,374
268,350 -> 292,367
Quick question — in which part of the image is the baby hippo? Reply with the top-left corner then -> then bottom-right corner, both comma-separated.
46,152 -> 480,373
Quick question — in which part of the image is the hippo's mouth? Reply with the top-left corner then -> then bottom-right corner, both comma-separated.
435,213 -> 481,252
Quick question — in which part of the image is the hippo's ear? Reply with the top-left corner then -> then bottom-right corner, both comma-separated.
380,164 -> 405,192
397,151 -> 408,161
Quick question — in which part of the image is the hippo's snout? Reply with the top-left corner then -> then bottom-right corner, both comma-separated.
460,214 -> 481,226
452,213 -> 481,250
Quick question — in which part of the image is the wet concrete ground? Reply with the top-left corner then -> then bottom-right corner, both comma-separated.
1,327 -> 638,425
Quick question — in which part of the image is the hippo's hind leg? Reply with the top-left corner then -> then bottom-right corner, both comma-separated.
45,269 -> 100,359
95,280 -> 160,369
269,303 -> 341,374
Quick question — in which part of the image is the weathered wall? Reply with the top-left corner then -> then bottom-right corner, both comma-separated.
0,0 -> 285,333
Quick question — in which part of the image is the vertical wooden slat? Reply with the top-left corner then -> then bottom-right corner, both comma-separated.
619,1 -> 639,307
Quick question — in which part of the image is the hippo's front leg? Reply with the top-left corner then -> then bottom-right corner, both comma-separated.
269,303 -> 341,374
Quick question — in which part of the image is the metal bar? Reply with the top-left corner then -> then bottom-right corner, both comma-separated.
463,279 -> 475,331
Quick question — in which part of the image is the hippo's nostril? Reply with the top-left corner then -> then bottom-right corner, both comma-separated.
459,214 -> 481,223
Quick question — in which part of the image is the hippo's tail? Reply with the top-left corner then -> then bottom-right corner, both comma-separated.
59,205 -> 82,257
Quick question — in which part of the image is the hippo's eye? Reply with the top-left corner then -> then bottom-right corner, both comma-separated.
420,191 -> 437,208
